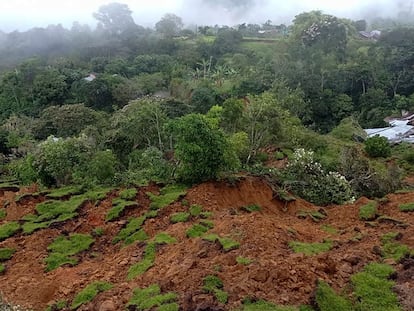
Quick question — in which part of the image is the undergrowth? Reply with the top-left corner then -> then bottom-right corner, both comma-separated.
119,188 -> 138,200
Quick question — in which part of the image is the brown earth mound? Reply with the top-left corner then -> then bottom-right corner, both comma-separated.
0,177 -> 413,310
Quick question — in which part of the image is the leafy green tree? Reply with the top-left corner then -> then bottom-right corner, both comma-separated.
170,114 -> 230,183
190,86 -> 217,114
93,2 -> 136,36
212,29 -> 243,56
155,14 -> 183,38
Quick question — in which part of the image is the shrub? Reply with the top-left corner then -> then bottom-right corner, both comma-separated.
7,154 -> 38,185
283,149 -> 353,205
364,135 -> 391,158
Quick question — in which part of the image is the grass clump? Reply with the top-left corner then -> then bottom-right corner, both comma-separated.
127,284 -> 178,311
105,198 -> 138,222
119,188 -> 137,200
240,298 -> 300,310
0,248 -> 15,261
189,204 -> 203,216
46,186 -> 84,199
127,233 -> 177,280
186,223 -> 212,238
315,281 -> 353,311
92,227 -> 104,237
22,195 -> 90,234
381,232 -> 410,261
359,201 -> 378,221
289,240 -> 332,256
148,185 -> 187,210
236,256 -> 253,265
398,202 -> 414,212
351,263 -> 400,311
45,234 -> 94,271
321,225 -> 338,234
203,275 -> 228,304
0,209 -> 5,219
297,210 -> 326,222
45,300 -> 67,311
71,281 -> 113,310
170,212 -> 190,223
202,234 -> 240,252
241,204 -> 261,213
0,221 -> 20,241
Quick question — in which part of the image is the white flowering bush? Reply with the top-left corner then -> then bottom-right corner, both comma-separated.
284,149 -> 354,205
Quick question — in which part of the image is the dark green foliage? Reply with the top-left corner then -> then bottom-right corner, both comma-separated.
170,114 -> 230,183
45,234 -> 94,271
359,201 -> 378,221
71,281 -> 113,310
364,135 -> 391,158
127,284 -> 178,310
289,240 -> 332,255
315,281 -> 353,311
0,222 -> 20,241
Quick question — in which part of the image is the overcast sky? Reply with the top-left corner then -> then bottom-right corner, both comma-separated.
0,0 -> 406,32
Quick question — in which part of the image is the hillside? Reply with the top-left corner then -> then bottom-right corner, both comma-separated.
0,177 -> 413,311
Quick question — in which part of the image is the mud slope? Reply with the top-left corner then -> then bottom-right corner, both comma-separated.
0,177 -> 414,310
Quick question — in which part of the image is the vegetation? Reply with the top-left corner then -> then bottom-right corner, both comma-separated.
119,188 -> 137,200
289,240 -> 333,255
398,202 -> 414,212
241,204 -> 261,213
127,284 -> 178,311
189,204 -> 203,216
170,212 -> 190,223
381,232 -> 411,261
240,299 -> 301,310
71,281 -> 113,310
359,201 -> 378,221
315,281 -> 353,311
186,223 -> 211,238
148,185 -> 187,210
0,222 -> 20,241
202,233 -> 240,252
105,198 -> 138,222
0,209 -> 5,220
236,256 -> 253,265
113,216 -> 147,245
203,275 -> 228,304
45,234 -> 94,271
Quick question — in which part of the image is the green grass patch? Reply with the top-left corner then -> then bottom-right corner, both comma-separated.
315,281 -> 353,311
241,204 -> 261,213
45,234 -> 94,271
359,201 -> 378,221
289,240 -> 332,256
105,198 -> 138,222
398,202 -> 414,212
22,194 -> 92,234
200,211 -> 213,219
71,281 -> 113,310
0,263 -> 5,273
240,299 -> 302,310
381,232 -> 410,261
0,221 -> 20,241
127,233 -> 177,280
203,275 -> 228,304
0,248 -> 15,261
186,223 -> 210,238
148,185 -> 187,210
0,209 -> 5,219
189,204 -> 203,216
46,186 -> 84,199
202,234 -> 240,252
119,188 -> 137,200
45,300 -> 68,311
351,263 -> 400,311
92,227 -> 104,237
321,225 -> 338,234
236,256 -> 253,265
297,210 -> 326,222
127,284 -> 178,310
170,212 -> 190,223
113,216 -> 146,244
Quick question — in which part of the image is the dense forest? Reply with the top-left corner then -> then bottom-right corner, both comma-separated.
1,2 -> 414,205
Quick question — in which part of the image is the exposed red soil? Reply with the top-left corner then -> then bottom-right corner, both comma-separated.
0,177 -> 414,310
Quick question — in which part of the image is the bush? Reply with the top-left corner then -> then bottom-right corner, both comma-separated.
283,149 -> 354,205
7,154 -> 38,185
364,135 -> 391,158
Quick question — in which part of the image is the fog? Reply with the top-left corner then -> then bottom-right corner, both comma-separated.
0,0 -> 410,31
